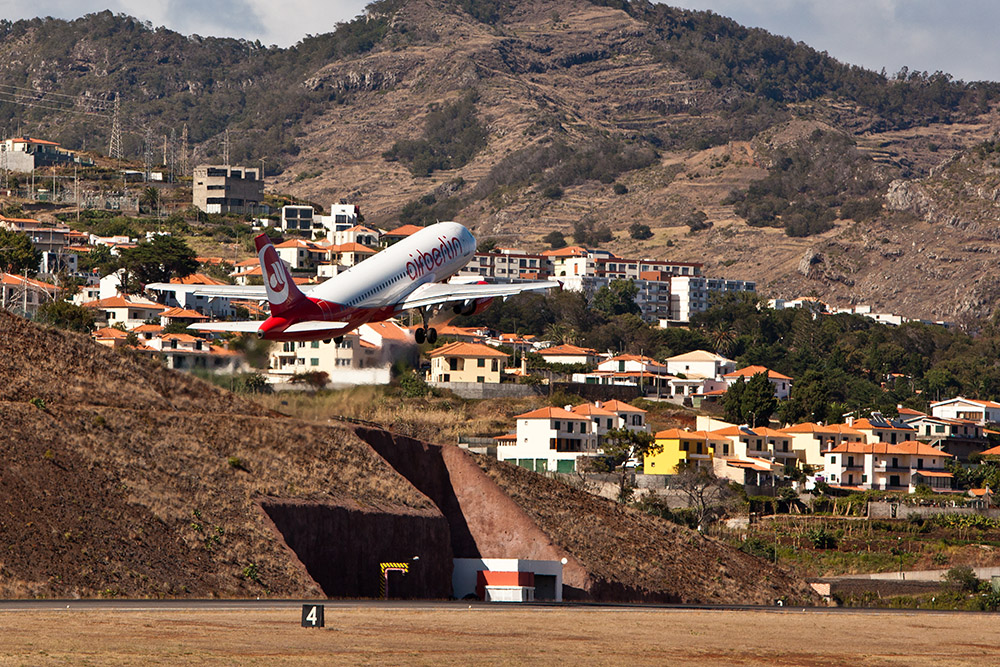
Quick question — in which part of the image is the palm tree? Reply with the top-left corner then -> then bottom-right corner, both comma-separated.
709,322 -> 737,356
139,186 -> 160,214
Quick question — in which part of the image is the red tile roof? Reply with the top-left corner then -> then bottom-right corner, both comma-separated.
601,399 -> 646,413
724,365 -> 793,381
540,344 -> 598,356
514,406 -> 589,421
170,273 -> 228,285
384,224 -> 423,237
428,341 -> 508,358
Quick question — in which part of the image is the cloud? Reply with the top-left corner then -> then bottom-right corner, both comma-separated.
666,0 -> 1000,81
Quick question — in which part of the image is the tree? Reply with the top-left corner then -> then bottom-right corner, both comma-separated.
628,222 -> 652,239
592,279 -> 640,318
35,300 -> 95,333
0,228 -> 41,276
600,428 -> 660,502
543,230 -> 567,249
672,463 -> 734,528
139,186 -> 160,214
723,376 -> 746,424
117,234 -> 198,289
742,371 -> 778,428
77,243 -> 117,275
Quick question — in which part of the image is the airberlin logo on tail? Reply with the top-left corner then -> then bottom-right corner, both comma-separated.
406,235 -> 464,281
259,244 -> 291,305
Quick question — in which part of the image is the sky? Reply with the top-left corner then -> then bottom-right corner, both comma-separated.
1,1 -> 998,82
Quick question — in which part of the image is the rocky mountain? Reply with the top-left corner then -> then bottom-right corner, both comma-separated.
4,0 -> 1000,320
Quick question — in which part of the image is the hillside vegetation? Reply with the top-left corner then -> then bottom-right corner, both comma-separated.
6,0 -> 1000,318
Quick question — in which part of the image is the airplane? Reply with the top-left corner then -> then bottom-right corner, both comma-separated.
147,221 -> 556,344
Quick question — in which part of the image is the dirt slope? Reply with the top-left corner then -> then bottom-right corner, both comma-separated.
0,311 -> 438,598
475,455 -> 818,605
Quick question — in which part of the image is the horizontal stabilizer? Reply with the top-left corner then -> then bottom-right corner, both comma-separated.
189,321 -> 265,334
282,321 -> 351,334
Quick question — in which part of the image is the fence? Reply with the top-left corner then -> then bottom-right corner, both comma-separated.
869,501 -> 1000,520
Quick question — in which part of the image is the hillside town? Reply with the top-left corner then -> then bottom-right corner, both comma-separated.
2,146 -> 1000,505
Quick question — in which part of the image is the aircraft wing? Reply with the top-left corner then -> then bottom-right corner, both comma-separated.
189,321 -> 266,334
283,321 -> 352,334
398,280 -> 556,310
144,283 -> 316,299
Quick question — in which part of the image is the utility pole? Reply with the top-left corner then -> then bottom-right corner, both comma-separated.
108,94 -> 123,164
223,128 -> 230,167
180,124 -> 189,177
142,126 -> 153,182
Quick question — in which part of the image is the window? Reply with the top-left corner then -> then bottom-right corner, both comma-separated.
311,341 -> 319,348
477,358 -> 485,368
310,358 -> 319,366
567,423 -> 574,434
491,360 -> 498,372
554,421 -> 561,431
477,376 -> 485,383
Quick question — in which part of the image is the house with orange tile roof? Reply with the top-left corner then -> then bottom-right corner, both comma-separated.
601,399 -> 650,433
381,224 -> 424,246
268,320 -> 416,386
500,406 -> 599,474
901,412 -> 991,461
146,333 -> 245,373
80,294 -> 165,329
848,413 -> 917,446
665,349 -> 736,380
570,402 -> 620,438
0,272 -> 58,317
823,440 -> 953,493
427,341 -> 508,384
723,365 -> 793,399
779,422 -> 865,468
144,275 -> 240,319
537,344 -> 601,366
158,307 -> 209,327
645,428 -> 728,474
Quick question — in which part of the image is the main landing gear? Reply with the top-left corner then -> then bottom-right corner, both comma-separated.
414,326 -> 437,345
414,306 -> 437,344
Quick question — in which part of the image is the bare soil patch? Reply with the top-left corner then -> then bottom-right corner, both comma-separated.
0,607 -> 996,665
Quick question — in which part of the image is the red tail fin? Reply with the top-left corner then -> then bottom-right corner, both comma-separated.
255,234 -> 307,317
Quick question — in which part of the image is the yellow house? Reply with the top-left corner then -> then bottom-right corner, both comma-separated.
427,341 -> 508,383
645,429 -> 718,474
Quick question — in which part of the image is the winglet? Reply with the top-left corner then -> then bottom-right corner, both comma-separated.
255,233 -> 307,317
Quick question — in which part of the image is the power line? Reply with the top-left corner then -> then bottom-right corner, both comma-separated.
0,83 -> 113,106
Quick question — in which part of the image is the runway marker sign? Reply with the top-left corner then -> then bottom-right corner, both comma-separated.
301,604 -> 325,628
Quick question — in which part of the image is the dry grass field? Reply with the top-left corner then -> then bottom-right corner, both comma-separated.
0,606 -> 997,665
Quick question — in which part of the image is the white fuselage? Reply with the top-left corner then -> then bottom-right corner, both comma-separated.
313,221 -> 475,310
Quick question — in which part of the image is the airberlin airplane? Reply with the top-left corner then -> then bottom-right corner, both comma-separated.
154,221 -> 555,344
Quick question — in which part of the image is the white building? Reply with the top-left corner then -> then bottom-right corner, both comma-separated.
499,406 -> 599,474
930,397 -> 1000,425
723,365 -> 793,400
665,349 -> 736,380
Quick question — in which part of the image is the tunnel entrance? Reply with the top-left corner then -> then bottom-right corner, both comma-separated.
259,501 -> 453,599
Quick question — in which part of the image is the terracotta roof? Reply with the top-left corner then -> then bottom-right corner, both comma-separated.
332,242 -> 376,253
605,354 -> 661,364
132,324 -> 163,334
982,444 -> 1000,456
514,406 -> 589,421
361,321 -> 411,343
1,273 -> 57,290
493,433 -> 517,442
827,442 -> 904,455
780,422 -> 843,435
892,441 -> 954,457
540,344 -> 598,356
9,136 -> 59,146
601,399 -> 646,413
159,307 -> 208,320
932,397 -> 1000,409
655,428 -> 706,440
170,273 -> 228,286
160,333 -> 203,343
969,488 -> 992,496
571,403 -> 617,417
275,239 -> 321,249
92,327 -> 128,338
345,225 -> 378,234
724,365 -> 793,381
541,246 -> 588,257
428,341 -> 508,358
896,407 -> 927,417
81,296 -> 165,310
710,425 -> 759,438
754,427 -> 790,438
384,224 -> 423,237
913,470 -> 953,478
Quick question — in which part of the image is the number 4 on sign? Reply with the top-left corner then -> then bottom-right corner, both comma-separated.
301,604 -> 324,628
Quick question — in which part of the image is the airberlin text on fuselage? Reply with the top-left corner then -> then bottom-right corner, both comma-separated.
406,235 -> 464,281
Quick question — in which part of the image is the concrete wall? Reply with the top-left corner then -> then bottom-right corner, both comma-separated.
353,427 -> 593,597
259,500 -> 452,599
869,501 -> 1000,520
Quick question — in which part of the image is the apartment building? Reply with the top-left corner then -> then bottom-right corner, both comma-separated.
193,165 -> 264,214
